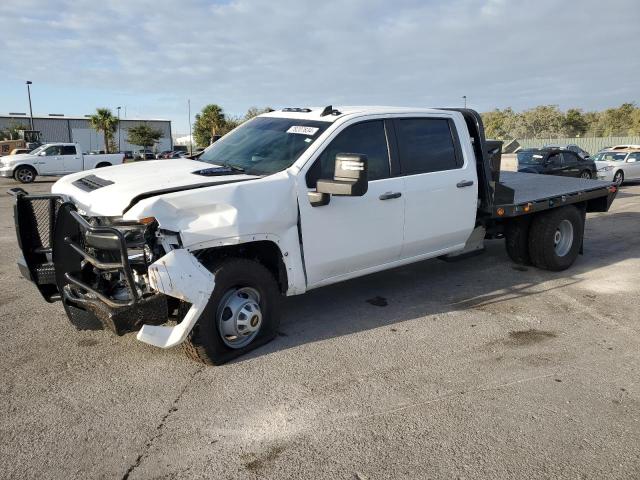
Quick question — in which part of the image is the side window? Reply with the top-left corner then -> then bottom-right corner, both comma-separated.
627,152 -> 640,162
562,152 -> 578,165
44,146 -> 62,156
61,145 -> 77,155
306,120 -> 390,188
395,118 -> 460,175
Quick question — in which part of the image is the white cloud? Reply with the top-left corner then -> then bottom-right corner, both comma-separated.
1,0 -> 638,127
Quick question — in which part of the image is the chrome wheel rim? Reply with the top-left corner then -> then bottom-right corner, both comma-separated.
217,287 -> 262,349
614,172 -> 623,185
554,219 -> 574,257
17,169 -> 33,182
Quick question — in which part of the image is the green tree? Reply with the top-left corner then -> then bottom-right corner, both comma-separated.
596,103 -> 636,136
562,109 -> 588,137
193,104 -> 229,147
244,106 -> 272,121
127,124 -> 163,150
89,108 -> 118,153
482,108 -> 516,140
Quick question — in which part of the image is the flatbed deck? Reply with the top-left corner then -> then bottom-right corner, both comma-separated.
494,172 -> 616,217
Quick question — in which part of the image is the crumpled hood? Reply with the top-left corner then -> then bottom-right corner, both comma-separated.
51,159 -> 256,217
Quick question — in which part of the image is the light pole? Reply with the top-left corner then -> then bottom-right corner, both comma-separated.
26,81 -> 34,130
116,106 -> 121,152
188,99 -> 193,156
462,95 -> 467,108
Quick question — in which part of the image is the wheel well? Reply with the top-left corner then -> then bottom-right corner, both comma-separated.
95,162 -> 111,168
14,164 -> 36,172
195,241 -> 288,293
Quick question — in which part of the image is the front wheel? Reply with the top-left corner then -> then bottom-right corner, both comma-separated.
528,206 -> 583,271
14,166 -> 37,183
613,170 -> 624,186
579,170 -> 592,179
183,258 -> 281,365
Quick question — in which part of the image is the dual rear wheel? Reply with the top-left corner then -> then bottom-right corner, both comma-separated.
505,205 -> 584,271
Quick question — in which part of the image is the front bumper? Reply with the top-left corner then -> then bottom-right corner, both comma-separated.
0,166 -> 14,178
596,170 -> 615,182
12,191 -> 213,346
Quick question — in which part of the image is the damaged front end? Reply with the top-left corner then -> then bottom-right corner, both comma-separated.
12,191 -> 213,345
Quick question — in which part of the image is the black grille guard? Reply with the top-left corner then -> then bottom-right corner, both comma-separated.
60,209 -> 140,309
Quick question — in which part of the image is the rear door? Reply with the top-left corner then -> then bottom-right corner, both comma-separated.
61,145 -> 82,172
392,116 -> 478,258
561,152 -> 581,177
297,119 -> 405,286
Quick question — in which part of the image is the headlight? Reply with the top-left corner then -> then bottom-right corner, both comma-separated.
597,165 -> 614,172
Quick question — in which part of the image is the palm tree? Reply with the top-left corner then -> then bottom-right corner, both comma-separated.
89,108 -> 118,153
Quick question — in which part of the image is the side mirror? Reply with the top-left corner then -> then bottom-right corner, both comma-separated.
309,154 -> 368,207
627,158 -> 637,163
39,151 -> 47,156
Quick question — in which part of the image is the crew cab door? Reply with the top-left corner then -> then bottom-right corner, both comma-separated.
392,116 -> 478,258
34,145 -> 65,174
61,145 -> 82,172
297,119 -> 404,287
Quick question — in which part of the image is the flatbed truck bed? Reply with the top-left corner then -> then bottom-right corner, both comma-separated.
492,172 -> 617,218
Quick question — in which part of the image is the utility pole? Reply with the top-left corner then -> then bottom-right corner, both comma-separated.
26,81 -> 34,130
462,95 -> 467,108
188,99 -> 193,156
116,106 -> 121,152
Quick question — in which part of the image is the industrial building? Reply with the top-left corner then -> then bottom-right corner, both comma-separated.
0,114 -> 172,153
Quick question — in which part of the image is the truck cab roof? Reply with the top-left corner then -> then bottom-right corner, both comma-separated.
263,106 -> 456,122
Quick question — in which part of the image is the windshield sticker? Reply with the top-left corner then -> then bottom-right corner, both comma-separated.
287,126 -> 319,136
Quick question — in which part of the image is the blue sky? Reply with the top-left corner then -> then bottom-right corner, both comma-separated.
1,0 -> 638,133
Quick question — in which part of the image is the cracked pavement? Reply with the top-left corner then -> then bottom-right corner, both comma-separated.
1,178 -> 639,479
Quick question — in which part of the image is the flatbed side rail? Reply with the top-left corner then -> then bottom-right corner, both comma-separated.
492,184 -> 618,218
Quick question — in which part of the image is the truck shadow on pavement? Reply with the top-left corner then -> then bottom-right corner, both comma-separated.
248,210 -> 640,362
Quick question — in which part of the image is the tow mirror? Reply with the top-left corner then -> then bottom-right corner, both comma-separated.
309,154 -> 368,207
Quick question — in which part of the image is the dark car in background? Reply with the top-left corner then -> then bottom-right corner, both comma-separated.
517,148 -> 597,179
543,143 -> 590,159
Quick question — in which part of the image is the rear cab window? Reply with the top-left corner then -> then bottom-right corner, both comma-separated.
393,118 -> 462,175
61,145 -> 77,155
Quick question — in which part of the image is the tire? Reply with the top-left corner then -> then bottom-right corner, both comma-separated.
183,258 -> 281,365
579,170 -> 592,179
14,165 -> 37,183
95,162 -> 111,168
504,216 -> 532,265
528,206 -> 583,271
613,170 -> 624,186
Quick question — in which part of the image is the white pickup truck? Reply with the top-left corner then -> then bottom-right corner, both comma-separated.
10,107 -> 618,365
0,143 -> 124,183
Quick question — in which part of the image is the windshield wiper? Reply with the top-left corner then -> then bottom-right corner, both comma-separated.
222,162 -> 245,173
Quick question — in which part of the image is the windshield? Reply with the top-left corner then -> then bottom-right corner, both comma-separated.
517,151 -> 546,164
198,117 -> 330,175
592,152 -> 627,162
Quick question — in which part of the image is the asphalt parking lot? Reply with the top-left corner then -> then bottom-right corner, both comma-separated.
1,177 -> 639,479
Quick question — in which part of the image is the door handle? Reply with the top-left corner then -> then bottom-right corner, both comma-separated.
379,192 -> 402,200
456,180 -> 474,188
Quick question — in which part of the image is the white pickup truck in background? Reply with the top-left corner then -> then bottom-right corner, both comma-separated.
0,143 -> 124,183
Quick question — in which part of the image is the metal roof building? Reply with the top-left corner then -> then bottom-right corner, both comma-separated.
0,114 -> 172,153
